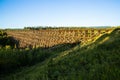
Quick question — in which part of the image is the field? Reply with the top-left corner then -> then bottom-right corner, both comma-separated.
6,28 -> 113,48
0,27 -> 120,80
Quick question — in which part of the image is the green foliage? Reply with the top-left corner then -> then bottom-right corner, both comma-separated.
0,48 -> 53,75
47,28 -> 120,80
0,30 -> 19,49
0,30 -> 7,38
0,28 -> 120,80
0,43 -> 77,75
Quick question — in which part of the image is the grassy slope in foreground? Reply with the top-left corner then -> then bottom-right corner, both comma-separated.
1,28 -> 120,80
47,28 -> 120,80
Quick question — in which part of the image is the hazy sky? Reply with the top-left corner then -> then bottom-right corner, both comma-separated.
0,0 -> 120,28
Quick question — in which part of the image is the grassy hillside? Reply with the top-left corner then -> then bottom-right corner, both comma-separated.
47,28 -> 120,80
0,43 -> 79,79
0,28 -> 120,80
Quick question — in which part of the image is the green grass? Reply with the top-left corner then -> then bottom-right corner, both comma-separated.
0,28 -> 120,80
47,28 -> 120,80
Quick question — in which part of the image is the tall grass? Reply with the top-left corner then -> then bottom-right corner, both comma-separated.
0,48 -> 50,74
0,28 -> 120,80
47,28 -> 120,80
0,43 -> 78,75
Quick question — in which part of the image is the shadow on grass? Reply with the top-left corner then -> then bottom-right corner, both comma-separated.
0,41 -> 81,75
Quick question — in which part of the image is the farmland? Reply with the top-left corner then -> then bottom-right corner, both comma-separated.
6,28 -> 113,48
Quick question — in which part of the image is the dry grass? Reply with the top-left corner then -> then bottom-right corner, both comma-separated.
6,28 -> 113,48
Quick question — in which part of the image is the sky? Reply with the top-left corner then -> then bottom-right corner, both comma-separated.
0,0 -> 120,29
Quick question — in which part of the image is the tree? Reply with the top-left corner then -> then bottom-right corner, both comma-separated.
0,30 -> 19,49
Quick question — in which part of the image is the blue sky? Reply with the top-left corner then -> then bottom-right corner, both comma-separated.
0,0 -> 120,29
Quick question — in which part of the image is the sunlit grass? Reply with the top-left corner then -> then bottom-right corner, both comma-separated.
99,36 -> 109,44
0,28 -> 120,80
